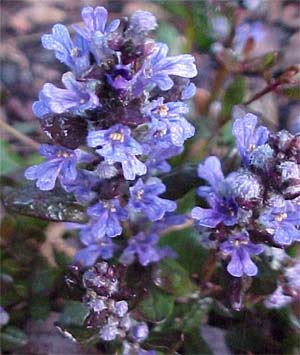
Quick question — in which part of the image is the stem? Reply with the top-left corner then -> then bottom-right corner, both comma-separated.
243,81 -> 280,106
201,249 -> 218,283
0,109 -> 40,150
244,65 -> 299,105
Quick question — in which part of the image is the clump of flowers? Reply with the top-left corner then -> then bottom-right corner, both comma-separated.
192,113 -> 300,278
80,262 -> 154,353
25,6 -> 197,267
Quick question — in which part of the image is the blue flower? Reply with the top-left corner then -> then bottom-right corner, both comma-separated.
146,98 -> 195,147
130,322 -> 149,343
128,10 -> 158,34
75,238 -> 115,267
191,156 -> 239,228
132,43 -> 197,95
24,144 -> 89,191
220,231 -> 264,277
233,21 -> 266,55
0,306 -> 9,327
87,198 -> 128,239
73,6 -> 120,63
122,341 -> 156,355
232,113 -> 269,166
129,178 -> 177,221
181,82 -> 196,100
41,24 -> 90,76
60,169 -> 98,204
149,213 -> 187,234
230,169 -> 263,209
192,193 -> 238,228
145,142 -> 183,174
249,144 -> 274,170
32,72 -> 99,116
119,232 -> 167,266
196,156 -> 226,197
106,64 -> 132,94
87,124 -> 147,180
260,199 -> 300,245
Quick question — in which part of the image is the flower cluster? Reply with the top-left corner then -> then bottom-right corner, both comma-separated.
25,7 -> 197,267
82,262 -> 153,354
264,257 -> 300,309
192,113 -> 300,278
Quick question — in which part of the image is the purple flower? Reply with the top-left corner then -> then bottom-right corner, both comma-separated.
130,322 -> 149,343
106,64 -> 132,94
146,98 -> 195,147
132,43 -> 197,96
196,156 -> 225,197
33,72 -> 99,116
87,198 -> 128,239
60,169 -> 98,204
75,238 -> 115,267
232,113 -> 269,166
233,21 -> 266,55
73,6 -> 120,63
220,231 -> 264,277
192,156 -> 238,227
128,10 -> 157,34
87,124 -> 147,180
119,232 -> 166,266
41,24 -> 90,76
181,82 -> 196,100
122,341 -> 156,355
264,285 -> 294,309
230,170 -> 263,209
260,200 -> 300,245
150,213 -> 187,234
249,144 -> 274,170
24,144 -> 89,191
129,178 -> 177,221
192,193 -> 238,228
0,306 -> 9,327
143,134 -> 183,173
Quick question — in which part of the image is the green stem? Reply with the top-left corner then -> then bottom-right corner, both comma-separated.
0,109 -> 40,150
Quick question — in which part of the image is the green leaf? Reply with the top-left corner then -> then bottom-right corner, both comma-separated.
31,257 -> 57,295
161,164 -> 198,200
281,86 -> 300,100
54,250 -> 72,269
244,51 -> 281,73
159,1 -> 186,17
159,298 -> 212,333
152,259 -> 197,297
138,285 -> 174,323
1,258 -> 20,278
56,302 -> 96,345
184,328 -> 213,355
144,329 -> 183,353
0,326 -> 28,351
156,23 -> 184,55
189,4 -> 213,50
221,76 -> 247,120
159,227 -> 208,274
177,188 -> 196,214
30,295 -> 51,320
58,301 -> 89,327
0,139 -> 21,175
1,182 -> 88,223
250,258 -> 278,296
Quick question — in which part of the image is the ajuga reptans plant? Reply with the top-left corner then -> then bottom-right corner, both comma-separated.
192,113 -> 300,279
25,6 -> 197,268
23,4 -> 300,351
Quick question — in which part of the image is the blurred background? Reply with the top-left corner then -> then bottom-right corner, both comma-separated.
0,1 -> 299,354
